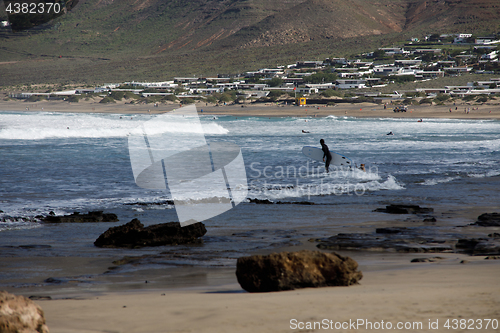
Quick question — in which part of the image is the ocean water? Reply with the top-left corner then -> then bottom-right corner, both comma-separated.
0,111 -> 499,284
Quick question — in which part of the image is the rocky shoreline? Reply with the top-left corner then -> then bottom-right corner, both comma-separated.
313,205 -> 500,256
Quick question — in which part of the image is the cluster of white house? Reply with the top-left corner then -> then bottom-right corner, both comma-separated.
10,33 -> 500,101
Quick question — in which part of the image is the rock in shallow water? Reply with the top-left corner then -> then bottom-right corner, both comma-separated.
0,290 -> 49,333
94,219 -> 207,248
42,211 -> 118,223
235,250 -> 362,292
472,213 -> 500,227
373,204 -> 433,214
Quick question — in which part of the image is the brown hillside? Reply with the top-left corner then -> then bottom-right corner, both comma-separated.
0,0 -> 499,85
404,0 -> 500,32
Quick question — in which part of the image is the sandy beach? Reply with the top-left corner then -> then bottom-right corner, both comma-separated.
10,250 -> 500,333
1,98 -> 500,119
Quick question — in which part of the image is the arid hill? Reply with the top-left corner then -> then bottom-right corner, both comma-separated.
0,0 -> 499,85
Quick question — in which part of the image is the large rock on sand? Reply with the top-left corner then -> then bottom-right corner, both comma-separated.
94,219 -> 206,248
236,250 -> 362,292
0,291 -> 49,333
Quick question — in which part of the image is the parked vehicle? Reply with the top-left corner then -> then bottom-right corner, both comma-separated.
393,105 -> 408,112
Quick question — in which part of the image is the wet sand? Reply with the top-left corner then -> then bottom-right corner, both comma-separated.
2,205 -> 499,333
1,99 -> 500,119
23,251 -> 500,333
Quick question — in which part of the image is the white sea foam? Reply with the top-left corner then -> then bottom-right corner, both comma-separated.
420,176 -> 461,186
247,174 -> 404,200
468,170 -> 500,178
0,113 -> 228,140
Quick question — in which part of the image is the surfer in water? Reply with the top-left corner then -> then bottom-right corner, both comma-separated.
320,139 -> 332,173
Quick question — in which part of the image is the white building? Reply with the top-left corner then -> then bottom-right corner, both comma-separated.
481,51 -> 498,60
335,79 -> 366,89
454,34 -> 472,44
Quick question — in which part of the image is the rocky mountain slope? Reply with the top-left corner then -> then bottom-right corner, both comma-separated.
0,0 -> 498,85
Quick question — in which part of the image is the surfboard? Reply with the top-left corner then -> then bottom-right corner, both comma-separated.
302,146 -> 353,167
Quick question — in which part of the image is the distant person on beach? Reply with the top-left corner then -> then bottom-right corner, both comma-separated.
320,139 -> 332,173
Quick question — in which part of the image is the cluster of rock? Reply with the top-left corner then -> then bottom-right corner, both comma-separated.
42,211 -> 118,223
315,227 -> 455,253
94,219 -> 207,248
314,209 -> 500,255
236,250 -> 362,292
0,291 -> 49,333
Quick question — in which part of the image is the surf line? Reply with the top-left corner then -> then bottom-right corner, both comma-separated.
250,178 -> 367,198
249,162 -> 378,179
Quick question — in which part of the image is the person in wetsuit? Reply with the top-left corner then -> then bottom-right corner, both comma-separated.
320,139 -> 332,173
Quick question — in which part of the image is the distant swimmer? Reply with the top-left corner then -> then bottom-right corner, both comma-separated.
386,131 -> 394,135
359,164 -> 366,172
418,119 -> 423,122
302,130 -> 310,133
320,139 -> 332,173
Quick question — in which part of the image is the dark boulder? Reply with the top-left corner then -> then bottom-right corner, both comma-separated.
248,198 -> 273,204
247,198 -> 314,205
411,257 -> 444,263
43,211 -> 118,223
472,213 -> 500,226
94,219 -> 207,248
373,204 -> 433,214
376,227 -> 408,234
456,238 -> 500,255
235,250 -> 362,292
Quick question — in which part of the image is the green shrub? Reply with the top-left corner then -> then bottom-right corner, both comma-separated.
110,91 -> 125,100
163,94 -> 178,102
181,98 -> 195,104
392,75 -> 415,84
267,90 -> 286,101
303,72 -> 337,84
321,89 -> 341,97
123,91 -> 140,99
419,98 -> 433,104
435,93 -> 450,102
206,95 -> 217,104
476,95 -> 488,103
268,78 -> 283,87
100,96 -> 116,103
27,95 -> 46,102
67,95 -> 81,103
